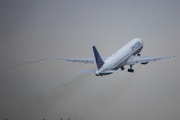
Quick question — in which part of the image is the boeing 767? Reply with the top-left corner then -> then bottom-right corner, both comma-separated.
51,38 -> 175,76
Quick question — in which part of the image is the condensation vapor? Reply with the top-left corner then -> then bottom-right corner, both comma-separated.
65,64 -> 143,119
37,72 -> 93,97
1,56 -> 94,119
0,58 -> 50,73
21,72 -> 93,119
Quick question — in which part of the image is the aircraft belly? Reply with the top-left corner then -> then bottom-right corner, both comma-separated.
133,46 -> 143,55
114,58 -> 128,70
96,72 -> 113,76
113,46 -> 143,69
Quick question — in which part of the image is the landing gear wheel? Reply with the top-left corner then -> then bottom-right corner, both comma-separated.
128,65 -> 134,73
121,66 -> 125,71
128,69 -> 134,73
137,53 -> 141,56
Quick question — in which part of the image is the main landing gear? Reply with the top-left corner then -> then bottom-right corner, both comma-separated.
128,65 -> 134,73
127,53 -> 140,73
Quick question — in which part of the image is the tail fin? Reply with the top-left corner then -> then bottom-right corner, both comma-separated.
92,46 -> 104,69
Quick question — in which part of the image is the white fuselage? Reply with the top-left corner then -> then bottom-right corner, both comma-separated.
95,38 -> 143,76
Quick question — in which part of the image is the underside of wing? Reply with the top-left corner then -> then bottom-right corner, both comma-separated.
50,56 -> 109,64
125,55 -> 175,66
50,57 -> 95,64
72,70 -> 97,73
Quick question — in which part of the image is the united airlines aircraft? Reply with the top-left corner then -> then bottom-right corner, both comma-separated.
51,38 -> 175,76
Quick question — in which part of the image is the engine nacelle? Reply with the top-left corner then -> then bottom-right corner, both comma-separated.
141,62 -> 148,65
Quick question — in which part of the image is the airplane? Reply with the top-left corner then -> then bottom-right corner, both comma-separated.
51,38 -> 175,76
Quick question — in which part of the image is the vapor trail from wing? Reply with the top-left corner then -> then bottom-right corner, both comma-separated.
37,72 -> 92,97
0,58 -> 50,73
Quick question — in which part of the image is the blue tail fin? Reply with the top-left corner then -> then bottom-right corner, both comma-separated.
92,46 -> 104,69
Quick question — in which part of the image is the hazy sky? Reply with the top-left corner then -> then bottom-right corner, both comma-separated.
1,0 -> 180,120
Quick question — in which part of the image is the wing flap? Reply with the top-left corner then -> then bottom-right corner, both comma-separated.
50,56 -> 109,64
50,57 -> 95,64
126,55 -> 175,65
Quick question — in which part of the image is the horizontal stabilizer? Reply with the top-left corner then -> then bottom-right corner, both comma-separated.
72,70 -> 96,73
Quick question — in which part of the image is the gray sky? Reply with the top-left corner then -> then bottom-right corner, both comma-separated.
1,0 -> 180,120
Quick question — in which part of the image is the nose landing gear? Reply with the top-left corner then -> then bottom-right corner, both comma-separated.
121,66 -> 125,71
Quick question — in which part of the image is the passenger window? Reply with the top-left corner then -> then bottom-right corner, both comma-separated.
112,52 -> 117,57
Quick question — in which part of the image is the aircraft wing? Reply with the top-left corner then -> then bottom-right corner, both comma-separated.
125,55 -> 175,65
50,56 -> 109,64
